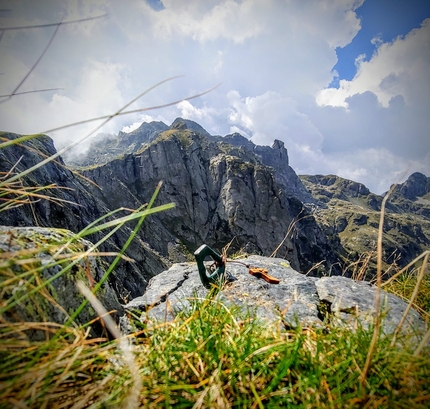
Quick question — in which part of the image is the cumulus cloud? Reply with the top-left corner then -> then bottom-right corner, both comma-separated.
325,148 -> 430,194
226,90 -> 327,170
121,114 -> 169,133
0,59 -> 131,151
316,18 -> 430,108
143,0 -> 265,43
143,0 -> 364,48
307,17 -> 430,192
1,0 -> 428,195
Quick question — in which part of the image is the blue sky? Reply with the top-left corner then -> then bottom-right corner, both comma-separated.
332,0 -> 430,85
0,0 -> 429,194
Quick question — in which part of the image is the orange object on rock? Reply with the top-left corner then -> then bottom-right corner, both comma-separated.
248,268 -> 280,284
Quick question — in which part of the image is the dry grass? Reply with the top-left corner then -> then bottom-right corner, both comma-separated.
0,15 -> 429,405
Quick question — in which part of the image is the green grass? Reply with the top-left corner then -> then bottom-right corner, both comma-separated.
1,294 -> 429,408
1,91 -> 429,408
384,268 -> 430,318
1,134 -> 430,407
132,297 -> 430,408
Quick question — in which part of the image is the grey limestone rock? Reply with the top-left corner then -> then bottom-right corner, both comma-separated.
0,226 -> 124,340
125,256 -> 425,336
0,132 -> 170,299
315,276 -> 423,333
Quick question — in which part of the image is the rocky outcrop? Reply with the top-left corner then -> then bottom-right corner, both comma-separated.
0,226 -> 123,340
125,256 -> 425,336
0,132 -> 170,300
80,121 -> 340,276
66,121 -> 169,167
389,172 -> 430,219
300,173 -> 430,277
392,172 -> 430,201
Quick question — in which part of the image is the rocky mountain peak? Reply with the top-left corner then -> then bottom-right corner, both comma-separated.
300,171 -> 430,276
170,117 -> 211,136
392,172 -> 430,201
3,118 -> 429,298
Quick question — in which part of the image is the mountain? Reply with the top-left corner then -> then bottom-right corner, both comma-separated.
300,173 -> 430,278
0,131 -> 170,300
2,120 -> 429,300
77,118 -> 339,277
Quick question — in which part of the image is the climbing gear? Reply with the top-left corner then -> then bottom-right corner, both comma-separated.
249,268 -> 280,284
194,244 -> 280,287
194,244 -> 230,289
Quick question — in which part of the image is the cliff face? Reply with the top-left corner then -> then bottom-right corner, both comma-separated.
0,132 -> 169,300
3,119 -> 429,299
81,120 -> 339,276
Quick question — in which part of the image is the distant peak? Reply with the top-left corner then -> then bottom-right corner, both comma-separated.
393,172 -> 430,200
170,117 -> 211,136
272,139 -> 285,149
171,119 -> 187,130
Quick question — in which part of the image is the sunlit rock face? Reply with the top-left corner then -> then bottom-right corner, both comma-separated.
124,256 -> 425,337
81,119 -> 340,277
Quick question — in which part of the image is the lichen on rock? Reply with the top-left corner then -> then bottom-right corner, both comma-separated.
125,256 -> 425,337
0,226 -> 123,340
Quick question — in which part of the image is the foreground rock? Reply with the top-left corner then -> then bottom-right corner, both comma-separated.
125,256 -> 425,335
0,226 -> 123,340
0,132 -> 170,299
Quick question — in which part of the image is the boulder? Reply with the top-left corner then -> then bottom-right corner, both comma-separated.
0,132 -> 170,299
0,226 -> 124,340
125,256 -> 425,336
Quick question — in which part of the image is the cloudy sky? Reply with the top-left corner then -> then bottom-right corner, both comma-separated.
0,0 -> 429,194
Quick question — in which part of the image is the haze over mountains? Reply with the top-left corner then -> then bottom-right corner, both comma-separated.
1,118 -> 429,301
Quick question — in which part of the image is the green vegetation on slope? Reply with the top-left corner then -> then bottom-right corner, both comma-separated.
1,127 -> 429,408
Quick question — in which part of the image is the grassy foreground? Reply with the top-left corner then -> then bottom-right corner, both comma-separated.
0,290 -> 429,408
0,127 -> 429,408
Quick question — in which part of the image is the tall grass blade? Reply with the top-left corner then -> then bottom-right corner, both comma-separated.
77,281 -> 140,409
361,183 -> 396,385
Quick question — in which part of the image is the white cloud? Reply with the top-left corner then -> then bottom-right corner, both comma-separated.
0,59 -> 132,151
226,90 -> 327,171
1,0 -> 428,196
291,0 -> 364,48
121,114 -> 169,133
143,0 -> 364,48
325,148 -> 430,194
317,18 -> 430,108
144,0 -> 265,43
121,122 -> 141,133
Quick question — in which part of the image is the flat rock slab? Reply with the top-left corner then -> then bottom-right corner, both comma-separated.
316,276 -> 423,333
0,226 -> 124,340
125,256 -> 425,335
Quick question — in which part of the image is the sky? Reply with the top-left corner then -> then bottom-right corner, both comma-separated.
0,0 -> 429,194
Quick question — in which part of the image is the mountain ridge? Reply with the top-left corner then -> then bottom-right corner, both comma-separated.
1,119 -> 429,299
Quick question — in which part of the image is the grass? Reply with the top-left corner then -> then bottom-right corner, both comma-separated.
0,39 -> 429,405
1,131 -> 429,408
1,294 -> 429,408
131,298 -> 430,408
385,270 -> 430,316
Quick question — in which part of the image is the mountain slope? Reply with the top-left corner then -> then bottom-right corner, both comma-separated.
2,119 -> 428,296
0,132 -> 169,299
300,173 -> 430,278
78,118 -> 340,275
